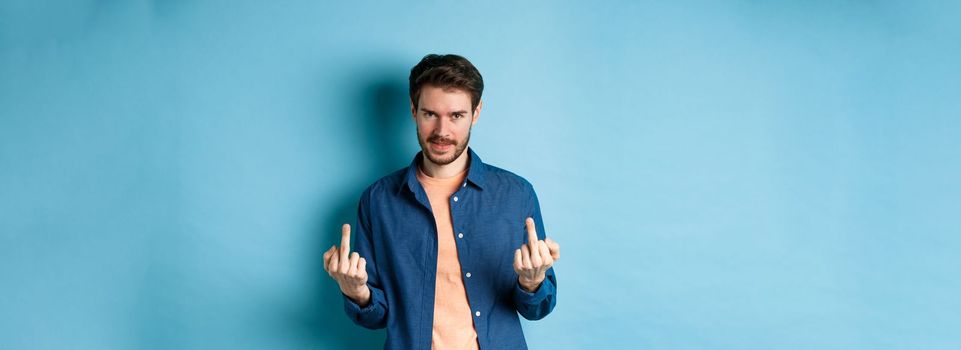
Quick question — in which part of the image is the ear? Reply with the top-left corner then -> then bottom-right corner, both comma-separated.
471,100 -> 482,126
410,100 -> 417,121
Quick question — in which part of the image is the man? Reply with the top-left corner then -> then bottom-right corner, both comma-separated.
322,54 -> 560,349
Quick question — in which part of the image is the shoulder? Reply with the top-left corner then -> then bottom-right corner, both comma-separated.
359,166 -> 408,202
480,162 -> 537,194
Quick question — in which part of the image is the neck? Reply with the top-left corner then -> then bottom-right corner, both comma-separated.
421,147 -> 470,179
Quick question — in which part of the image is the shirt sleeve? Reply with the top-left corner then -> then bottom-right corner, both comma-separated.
512,183 -> 558,321
341,188 -> 389,329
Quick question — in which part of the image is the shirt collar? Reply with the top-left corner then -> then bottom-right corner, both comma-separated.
398,147 -> 487,195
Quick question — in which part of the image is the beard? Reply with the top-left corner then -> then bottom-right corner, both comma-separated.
418,128 -> 471,166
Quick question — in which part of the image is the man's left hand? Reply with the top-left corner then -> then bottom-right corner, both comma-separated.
514,217 -> 561,293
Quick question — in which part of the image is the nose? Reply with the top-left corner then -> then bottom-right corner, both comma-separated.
435,115 -> 454,137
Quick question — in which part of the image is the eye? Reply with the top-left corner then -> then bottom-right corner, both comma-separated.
453,113 -> 464,119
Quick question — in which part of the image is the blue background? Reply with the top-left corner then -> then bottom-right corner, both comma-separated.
2,1 -> 959,349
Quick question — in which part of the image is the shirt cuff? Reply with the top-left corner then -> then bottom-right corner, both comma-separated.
342,292 -> 378,314
514,277 -> 554,305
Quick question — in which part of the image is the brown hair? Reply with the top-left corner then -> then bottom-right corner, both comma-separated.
409,54 -> 484,111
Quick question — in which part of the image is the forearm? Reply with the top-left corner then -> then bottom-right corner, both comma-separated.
513,272 -> 557,321
342,284 -> 388,329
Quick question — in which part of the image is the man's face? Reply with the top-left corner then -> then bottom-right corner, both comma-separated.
412,85 -> 481,166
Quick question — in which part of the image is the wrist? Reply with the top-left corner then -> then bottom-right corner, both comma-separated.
343,285 -> 371,307
518,278 -> 542,293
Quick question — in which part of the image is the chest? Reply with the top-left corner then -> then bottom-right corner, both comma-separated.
370,188 -> 530,276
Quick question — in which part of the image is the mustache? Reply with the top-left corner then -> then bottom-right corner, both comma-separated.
427,135 -> 456,145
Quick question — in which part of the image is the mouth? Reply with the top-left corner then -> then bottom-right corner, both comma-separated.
429,141 -> 453,153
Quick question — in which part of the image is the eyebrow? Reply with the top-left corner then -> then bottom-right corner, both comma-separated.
420,108 -> 470,115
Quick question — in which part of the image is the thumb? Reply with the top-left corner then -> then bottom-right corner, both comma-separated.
544,238 -> 560,260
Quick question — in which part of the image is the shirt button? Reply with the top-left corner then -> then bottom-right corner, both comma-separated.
462,182 -> 467,188
458,233 -> 464,239
475,311 -> 481,317
453,196 -> 459,202
466,272 -> 472,278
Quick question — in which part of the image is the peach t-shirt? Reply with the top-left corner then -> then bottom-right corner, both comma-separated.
416,166 -> 479,350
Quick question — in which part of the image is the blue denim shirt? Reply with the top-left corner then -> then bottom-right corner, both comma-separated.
341,148 -> 558,349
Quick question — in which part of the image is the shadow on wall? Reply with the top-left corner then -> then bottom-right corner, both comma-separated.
292,64 -> 414,349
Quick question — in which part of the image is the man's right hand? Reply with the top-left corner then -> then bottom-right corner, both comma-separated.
323,224 -> 371,307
